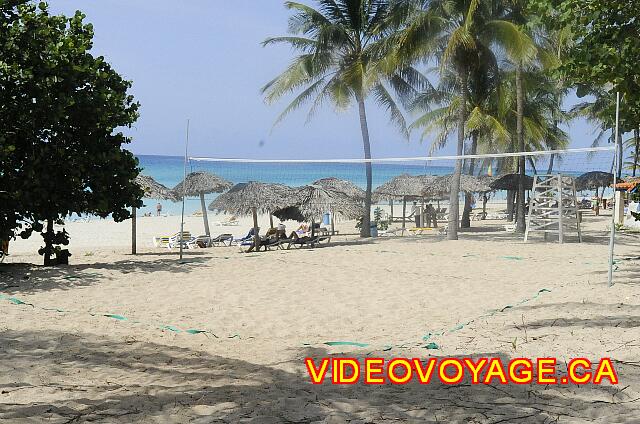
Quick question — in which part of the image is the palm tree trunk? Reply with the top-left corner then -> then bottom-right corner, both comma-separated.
547,154 -> 555,174
357,95 -> 373,238
617,130 -> 623,180
515,62 -> 526,233
200,192 -> 210,236
448,70 -> 468,240
633,127 -> 639,177
461,131 -> 478,228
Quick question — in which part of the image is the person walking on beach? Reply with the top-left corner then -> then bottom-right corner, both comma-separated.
156,202 -> 162,217
409,201 -> 421,227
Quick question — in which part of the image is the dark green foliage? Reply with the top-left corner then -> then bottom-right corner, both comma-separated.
0,1 -> 143,264
531,0 -> 640,135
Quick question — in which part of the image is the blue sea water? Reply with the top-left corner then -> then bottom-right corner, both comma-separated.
137,155 -> 454,216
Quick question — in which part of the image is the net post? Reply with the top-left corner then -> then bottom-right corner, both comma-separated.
607,92 -> 620,288
179,119 -> 190,262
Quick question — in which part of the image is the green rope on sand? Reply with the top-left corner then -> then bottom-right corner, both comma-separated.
324,341 -> 369,348
0,294 -> 32,306
1,292 -> 216,337
503,256 -> 524,261
104,314 -> 127,321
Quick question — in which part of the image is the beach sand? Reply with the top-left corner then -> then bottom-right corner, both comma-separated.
1,210 -> 639,422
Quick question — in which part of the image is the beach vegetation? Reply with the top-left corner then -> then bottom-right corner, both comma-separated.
0,1 -> 142,265
262,0 -> 429,237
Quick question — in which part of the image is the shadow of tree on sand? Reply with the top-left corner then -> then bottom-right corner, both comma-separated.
0,329 -> 638,423
0,255 -> 210,294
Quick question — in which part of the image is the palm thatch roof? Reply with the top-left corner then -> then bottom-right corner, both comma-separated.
429,174 -> 493,194
576,171 -> 614,191
287,185 -> 363,221
489,173 -> 534,191
173,171 -> 232,196
312,177 -> 365,200
272,206 -> 307,222
135,175 -> 178,201
208,181 -> 295,216
373,174 -> 438,200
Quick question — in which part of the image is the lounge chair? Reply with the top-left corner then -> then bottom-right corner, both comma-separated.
210,233 -> 234,246
287,228 -> 331,249
186,234 -> 233,249
215,216 -> 239,226
504,224 -> 516,232
408,227 -> 434,235
153,231 -> 194,249
189,235 -> 211,248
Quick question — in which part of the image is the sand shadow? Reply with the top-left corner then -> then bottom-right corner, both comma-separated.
0,329 -> 638,423
0,256 -> 210,294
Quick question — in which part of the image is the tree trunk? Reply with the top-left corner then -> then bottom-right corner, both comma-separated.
252,207 -> 260,251
132,207 -> 137,255
515,62 -> 526,233
448,70 -> 468,240
200,192 -> 210,236
547,154 -> 555,174
507,190 -> 515,221
617,130 -> 623,180
44,218 -> 54,265
402,197 -> 407,235
482,193 -> 488,220
633,127 -> 639,177
461,131 -> 478,228
357,95 -> 373,238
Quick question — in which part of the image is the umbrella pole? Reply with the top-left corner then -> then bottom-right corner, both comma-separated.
252,207 -> 260,251
131,206 -> 137,255
402,197 -> 407,236
269,213 -> 274,229
200,192 -> 210,236
390,199 -> 394,221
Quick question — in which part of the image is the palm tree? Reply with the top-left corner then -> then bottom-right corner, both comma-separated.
624,129 -> 640,176
262,0 -> 426,237
396,0 -> 500,239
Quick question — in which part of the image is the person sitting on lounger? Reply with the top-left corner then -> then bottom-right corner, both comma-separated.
238,227 -> 259,245
289,224 -> 310,240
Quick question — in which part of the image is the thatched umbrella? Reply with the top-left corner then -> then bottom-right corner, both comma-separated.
283,185 -> 363,236
173,172 -> 232,236
489,173 -> 534,221
272,206 -> 306,223
489,173 -> 534,191
373,174 -> 436,200
313,177 -> 365,201
294,185 -> 363,221
132,175 -> 178,255
576,171 -> 614,216
209,182 -> 296,249
373,174 -> 438,229
136,175 -> 179,202
430,174 -> 493,194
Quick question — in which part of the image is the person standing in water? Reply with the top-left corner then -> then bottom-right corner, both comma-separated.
156,202 -> 162,217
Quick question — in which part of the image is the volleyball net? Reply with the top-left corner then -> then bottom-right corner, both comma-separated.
185,146 -> 618,211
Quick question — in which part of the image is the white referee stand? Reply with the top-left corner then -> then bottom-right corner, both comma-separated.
524,175 -> 582,244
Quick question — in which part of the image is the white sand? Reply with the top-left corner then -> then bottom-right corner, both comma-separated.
1,210 -> 639,423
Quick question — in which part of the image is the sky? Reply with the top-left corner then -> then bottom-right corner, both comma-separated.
48,0 -> 603,160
